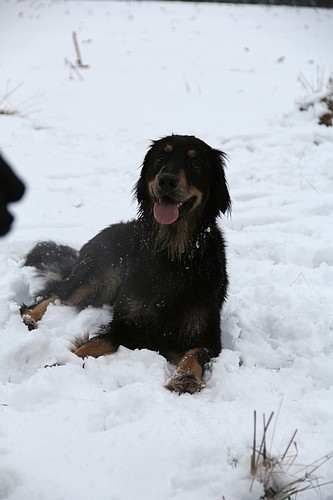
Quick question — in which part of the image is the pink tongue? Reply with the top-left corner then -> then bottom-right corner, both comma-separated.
153,200 -> 179,225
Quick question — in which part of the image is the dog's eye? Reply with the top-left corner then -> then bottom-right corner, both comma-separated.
154,154 -> 165,167
190,159 -> 201,170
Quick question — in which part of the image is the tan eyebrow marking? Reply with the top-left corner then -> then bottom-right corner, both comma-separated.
164,144 -> 173,153
187,149 -> 197,158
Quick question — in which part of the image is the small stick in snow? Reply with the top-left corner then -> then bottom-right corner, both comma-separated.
72,31 -> 89,69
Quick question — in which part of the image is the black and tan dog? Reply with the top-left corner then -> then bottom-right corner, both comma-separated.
21,135 -> 231,394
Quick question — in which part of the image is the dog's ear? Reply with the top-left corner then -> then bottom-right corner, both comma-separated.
211,149 -> 231,216
134,171 -> 146,206
133,142 -> 155,208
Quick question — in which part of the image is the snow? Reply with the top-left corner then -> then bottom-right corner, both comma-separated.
0,1 -> 333,499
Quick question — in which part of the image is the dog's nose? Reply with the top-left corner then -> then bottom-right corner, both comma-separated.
158,173 -> 179,194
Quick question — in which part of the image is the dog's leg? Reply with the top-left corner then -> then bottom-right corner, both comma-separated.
21,281 -> 102,330
21,295 -> 59,330
165,347 -> 210,394
74,336 -> 117,359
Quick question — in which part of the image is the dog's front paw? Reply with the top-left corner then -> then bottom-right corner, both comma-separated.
20,307 -> 38,331
165,372 -> 204,395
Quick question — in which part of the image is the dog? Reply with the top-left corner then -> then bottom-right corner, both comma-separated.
21,135 -> 231,394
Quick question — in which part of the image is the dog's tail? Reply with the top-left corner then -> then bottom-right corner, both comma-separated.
25,241 -> 78,282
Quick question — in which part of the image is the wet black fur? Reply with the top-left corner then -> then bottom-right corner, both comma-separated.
25,135 -> 231,360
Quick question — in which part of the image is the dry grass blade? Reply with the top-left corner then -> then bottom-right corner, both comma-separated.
0,81 -> 38,117
297,69 -> 333,127
251,410 -> 257,475
250,411 -> 333,499
0,82 -> 22,116
256,412 -> 274,467
280,429 -> 297,462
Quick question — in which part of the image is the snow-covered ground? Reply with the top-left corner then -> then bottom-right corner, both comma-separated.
1,1 -> 333,499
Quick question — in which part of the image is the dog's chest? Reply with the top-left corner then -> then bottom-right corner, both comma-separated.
116,258 -> 198,320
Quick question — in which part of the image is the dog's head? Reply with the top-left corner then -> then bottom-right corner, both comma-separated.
135,135 -> 231,228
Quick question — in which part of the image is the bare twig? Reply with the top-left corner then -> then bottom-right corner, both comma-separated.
72,31 -> 89,69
